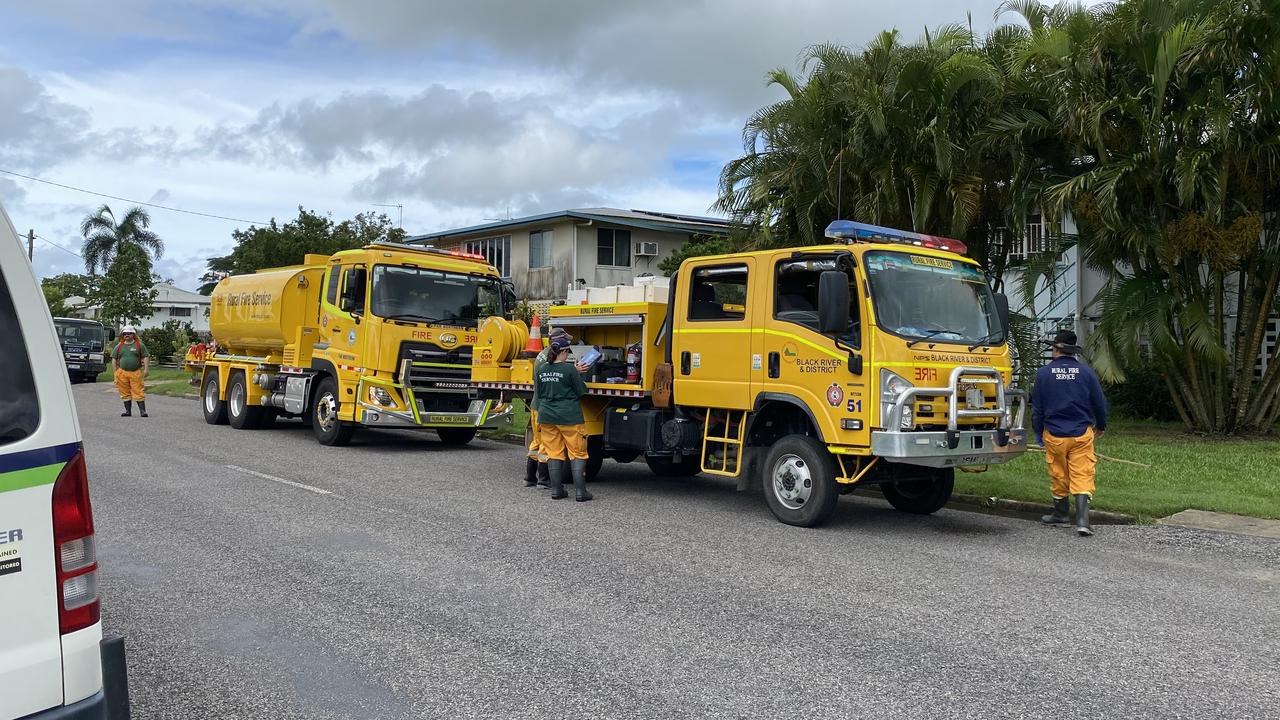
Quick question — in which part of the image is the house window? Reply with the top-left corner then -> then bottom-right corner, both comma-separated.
597,228 -> 631,268
464,236 -> 511,277
529,229 -> 553,269
170,306 -> 193,317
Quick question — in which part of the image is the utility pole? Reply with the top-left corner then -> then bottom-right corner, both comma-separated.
27,229 -> 34,261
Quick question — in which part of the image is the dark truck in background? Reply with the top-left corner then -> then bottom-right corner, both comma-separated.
53,317 -> 108,382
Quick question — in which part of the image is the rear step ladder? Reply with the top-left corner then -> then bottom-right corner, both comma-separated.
701,408 -> 747,476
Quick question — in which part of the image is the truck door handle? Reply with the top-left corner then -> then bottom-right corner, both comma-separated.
768,352 -> 780,378
680,351 -> 691,375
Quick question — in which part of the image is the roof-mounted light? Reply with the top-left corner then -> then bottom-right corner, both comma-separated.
824,220 -> 967,255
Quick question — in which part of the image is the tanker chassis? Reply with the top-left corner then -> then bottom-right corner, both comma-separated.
196,242 -> 514,446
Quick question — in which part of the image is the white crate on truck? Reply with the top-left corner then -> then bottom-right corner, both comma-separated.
587,287 -> 619,304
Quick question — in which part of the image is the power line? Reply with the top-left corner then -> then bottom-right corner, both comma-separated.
34,234 -> 83,259
0,168 -> 273,226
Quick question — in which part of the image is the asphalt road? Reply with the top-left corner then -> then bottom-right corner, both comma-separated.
76,384 -> 1279,719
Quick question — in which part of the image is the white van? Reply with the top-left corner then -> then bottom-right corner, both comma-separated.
0,203 -> 128,719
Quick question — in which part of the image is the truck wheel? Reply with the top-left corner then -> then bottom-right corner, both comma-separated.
881,469 -> 954,515
312,376 -> 355,446
763,436 -> 839,527
645,453 -> 701,477
227,372 -> 265,430
437,427 -> 477,446
585,435 -> 604,480
202,370 -> 228,425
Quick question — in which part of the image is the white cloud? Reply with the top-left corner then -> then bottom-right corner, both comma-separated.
2,0 -> 1027,292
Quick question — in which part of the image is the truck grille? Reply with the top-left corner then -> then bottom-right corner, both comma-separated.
397,341 -> 473,390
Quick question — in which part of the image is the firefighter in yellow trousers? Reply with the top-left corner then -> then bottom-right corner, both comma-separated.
112,325 -> 151,418
531,332 -> 591,502
523,328 -> 573,489
1032,329 -> 1108,536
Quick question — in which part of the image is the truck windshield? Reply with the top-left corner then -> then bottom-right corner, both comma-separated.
370,265 -> 502,327
54,321 -> 105,350
864,251 -> 1004,346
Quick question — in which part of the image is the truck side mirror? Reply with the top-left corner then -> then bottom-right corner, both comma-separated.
339,296 -> 355,313
818,271 -> 850,334
994,292 -> 1010,335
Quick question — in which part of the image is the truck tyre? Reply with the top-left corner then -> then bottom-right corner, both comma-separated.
312,376 -> 355,446
437,427 -> 477,446
227,372 -> 265,430
202,370 -> 228,425
763,435 -> 840,527
585,435 -> 604,480
645,453 -> 701,477
881,469 -> 954,515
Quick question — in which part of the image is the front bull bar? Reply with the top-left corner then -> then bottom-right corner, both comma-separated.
871,366 -> 1027,469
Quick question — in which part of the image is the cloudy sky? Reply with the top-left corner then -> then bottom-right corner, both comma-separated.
2,0 -> 1023,290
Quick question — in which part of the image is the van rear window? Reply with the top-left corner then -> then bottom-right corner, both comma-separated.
0,269 -> 39,445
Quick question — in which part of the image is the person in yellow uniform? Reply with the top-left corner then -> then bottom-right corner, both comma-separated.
1032,329 -> 1108,536
112,325 -> 150,418
532,332 -> 591,501
524,327 -> 571,488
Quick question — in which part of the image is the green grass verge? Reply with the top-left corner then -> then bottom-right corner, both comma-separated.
954,420 -> 1280,521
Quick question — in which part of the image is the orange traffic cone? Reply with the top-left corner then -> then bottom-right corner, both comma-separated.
521,314 -> 543,357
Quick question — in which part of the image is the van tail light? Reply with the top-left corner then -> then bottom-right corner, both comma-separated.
51,449 -> 100,634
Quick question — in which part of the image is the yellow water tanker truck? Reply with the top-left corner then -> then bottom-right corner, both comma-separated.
473,221 -> 1027,526
197,242 -> 514,446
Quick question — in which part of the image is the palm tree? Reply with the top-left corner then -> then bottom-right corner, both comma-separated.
1009,0 -> 1280,432
80,205 -> 164,274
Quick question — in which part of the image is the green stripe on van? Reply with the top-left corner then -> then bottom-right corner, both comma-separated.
0,463 -> 65,494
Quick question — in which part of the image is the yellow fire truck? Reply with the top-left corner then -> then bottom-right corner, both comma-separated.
195,242 -> 514,446
473,221 -> 1026,526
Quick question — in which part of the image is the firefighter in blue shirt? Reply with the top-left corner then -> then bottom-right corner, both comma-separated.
1032,329 -> 1108,536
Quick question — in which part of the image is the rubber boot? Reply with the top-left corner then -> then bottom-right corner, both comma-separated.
572,458 -> 592,502
1040,497 -> 1070,524
120,400 -> 132,417
1075,494 -> 1094,536
524,457 -> 539,487
548,460 -> 568,500
137,400 -> 148,418
536,462 -> 549,488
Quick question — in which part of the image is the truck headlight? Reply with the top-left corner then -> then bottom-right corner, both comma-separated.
368,386 -> 394,406
880,369 -> 914,430
880,369 -> 912,401
89,353 -> 104,362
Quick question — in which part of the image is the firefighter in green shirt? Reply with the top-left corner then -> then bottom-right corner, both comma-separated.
112,325 -> 150,417
531,332 -> 592,501
524,327 -> 573,488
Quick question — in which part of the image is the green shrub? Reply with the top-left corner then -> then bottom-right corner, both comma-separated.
137,320 -> 195,363
1107,363 -> 1180,421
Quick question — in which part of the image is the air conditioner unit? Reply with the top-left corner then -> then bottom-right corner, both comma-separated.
634,241 -> 659,257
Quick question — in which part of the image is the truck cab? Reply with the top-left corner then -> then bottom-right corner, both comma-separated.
665,221 -> 1025,524
53,318 -> 107,383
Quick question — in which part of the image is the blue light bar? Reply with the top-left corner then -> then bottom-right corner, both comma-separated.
823,220 -> 967,254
